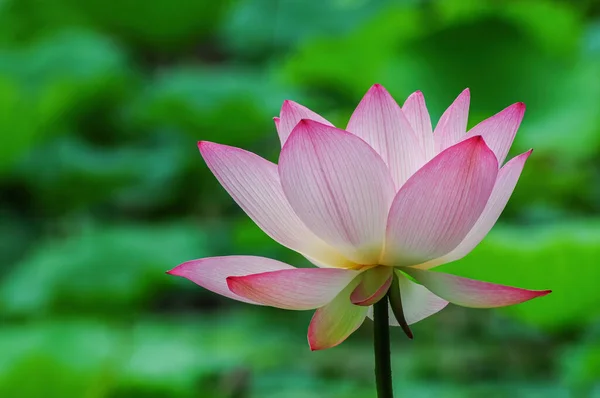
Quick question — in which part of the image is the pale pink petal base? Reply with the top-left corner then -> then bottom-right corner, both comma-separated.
366,270 -> 448,326
227,268 -> 359,310
401,267 -> 551,308
308,278 -> 368,350
168,256 -> 295,304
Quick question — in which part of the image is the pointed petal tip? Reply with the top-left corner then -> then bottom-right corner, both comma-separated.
464,134 -> 496,157
455,87 -> 470,101
368,83 -> 389,94
307,331 -> 345,351
166,263 -> 187,277
308,337 -> 323,351
503,102 -> 526,114
461,135 -> 492,152
281,99 -> 300,113
197,140 -> 216,153
405,90 -> 424,100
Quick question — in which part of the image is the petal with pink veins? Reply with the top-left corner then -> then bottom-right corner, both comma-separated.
167,256 -> 295,304
350,266 -> 393,306
382,136 -> 498,266
434,88 -> 470,153
402,90 -> 435,159
199,141 -> 352,268
417,150 -> 532,269
401,267 -> 551,308
347,84 -> 426,188
227,268 -> 360,310
308,277 -> 368,350
279,120 -> 396,265
464,102 -> 525,165
277,100 -> 333,147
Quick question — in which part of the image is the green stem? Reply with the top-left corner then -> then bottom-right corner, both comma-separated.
373,297 -> 394,398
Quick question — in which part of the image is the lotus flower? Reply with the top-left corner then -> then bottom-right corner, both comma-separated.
168,84 -> 550,350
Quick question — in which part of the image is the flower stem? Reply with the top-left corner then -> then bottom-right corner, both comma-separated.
373,297 -> 394,398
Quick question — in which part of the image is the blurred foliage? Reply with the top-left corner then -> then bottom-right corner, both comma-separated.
0,0 -> 599,397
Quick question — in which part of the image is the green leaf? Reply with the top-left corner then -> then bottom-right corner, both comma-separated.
0,31 -> 130,173
0,224 -> 208,315
129,67 -> 293,149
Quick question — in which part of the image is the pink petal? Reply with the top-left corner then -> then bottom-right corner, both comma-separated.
402,90 -> 435,159
198,141 -> 351,268
401,267 -> 551,308
367,270 -> 448,325
382,136 -> 498,266
418,150 -> 532,269
227,268 -> 359,310
434,88 -> 470,153
279,120 -> 395,265
167,256 -> 295,304
277,100 -> 333,147
346,84 -> 426,188
308,278 -> 368,350
350,266 -> 392,306
464,102 -> 525,165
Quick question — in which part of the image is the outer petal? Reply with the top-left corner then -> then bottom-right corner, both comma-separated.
277,100 -> 333,147
464,102 -> 525,165
167,256 -> 295,304
346,84 -> 426,188
402,267 -> 551,308
402,90 -> 435,160
279,120 -> 396,265
434,88 -> 470,153
350,266 -> 392,306
308,277 -> 368,350
227,268 -> 359,310
199,141 -> 351,268
382,136 -> 498,266
367,271 -> 448,326
417,150 -> 532,269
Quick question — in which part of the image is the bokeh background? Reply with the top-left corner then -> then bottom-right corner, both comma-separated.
0,0 -> 599,397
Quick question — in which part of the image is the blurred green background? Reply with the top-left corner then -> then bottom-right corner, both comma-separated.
0,0 -> 599,396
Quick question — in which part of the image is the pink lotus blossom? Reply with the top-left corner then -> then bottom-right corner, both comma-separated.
168,84 -> 551,350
